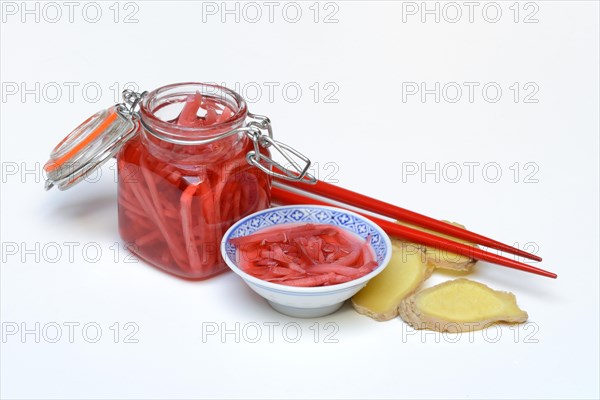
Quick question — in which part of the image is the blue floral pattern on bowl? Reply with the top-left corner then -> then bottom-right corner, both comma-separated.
224,205 -> 389,264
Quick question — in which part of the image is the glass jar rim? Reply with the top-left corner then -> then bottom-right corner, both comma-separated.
139,82 -> 248,143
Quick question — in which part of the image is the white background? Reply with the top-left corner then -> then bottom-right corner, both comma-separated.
1,1 -> 599,399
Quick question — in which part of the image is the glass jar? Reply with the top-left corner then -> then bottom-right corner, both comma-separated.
117,83 -> 271,279
44,82 -> 314,280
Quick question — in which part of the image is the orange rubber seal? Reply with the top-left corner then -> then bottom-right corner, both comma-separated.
44,109 -> 119,173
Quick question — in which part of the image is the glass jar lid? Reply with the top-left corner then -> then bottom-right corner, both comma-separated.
44,105 -> 138,190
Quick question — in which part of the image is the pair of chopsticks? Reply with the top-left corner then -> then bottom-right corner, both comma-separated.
270,168 -> 556,279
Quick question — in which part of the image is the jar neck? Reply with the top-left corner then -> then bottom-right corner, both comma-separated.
139,83 -> 248,165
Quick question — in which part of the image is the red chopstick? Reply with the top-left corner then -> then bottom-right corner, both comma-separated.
271,186 -> 557,279
272,167 -> 542,262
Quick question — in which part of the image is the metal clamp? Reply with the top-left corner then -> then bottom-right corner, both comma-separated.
244,113 -> 316,184
116,89 -> 147,120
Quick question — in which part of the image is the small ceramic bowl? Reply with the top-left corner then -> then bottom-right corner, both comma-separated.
221,205 -> 392,318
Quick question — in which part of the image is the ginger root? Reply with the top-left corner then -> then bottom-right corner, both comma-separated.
399,278 -> 528,332
395,220 -> 478,272
352,243 -> 431,321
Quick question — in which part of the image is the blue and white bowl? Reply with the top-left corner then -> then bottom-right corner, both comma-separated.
221,205 -> 393,318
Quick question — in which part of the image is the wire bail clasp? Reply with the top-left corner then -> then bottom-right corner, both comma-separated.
245,113 -> 316,184
116,89 -> 148,120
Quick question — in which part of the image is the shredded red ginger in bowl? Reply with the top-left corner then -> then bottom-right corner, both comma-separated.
230,223 -> 378,287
